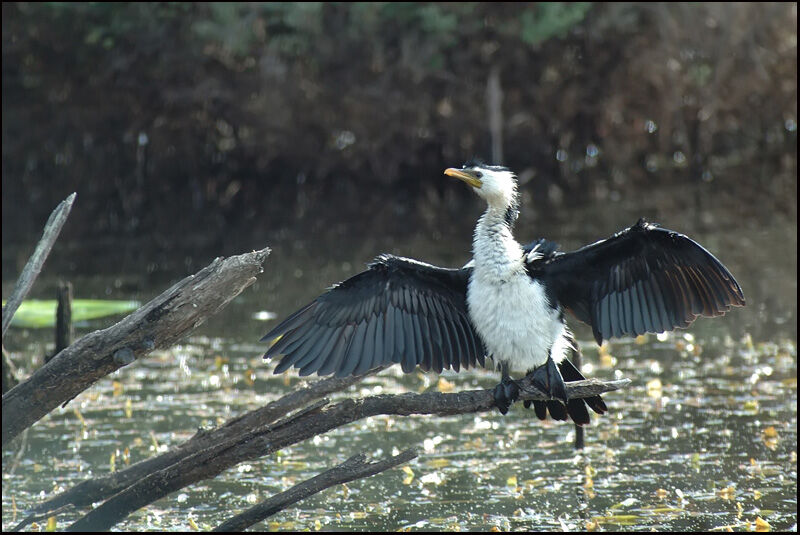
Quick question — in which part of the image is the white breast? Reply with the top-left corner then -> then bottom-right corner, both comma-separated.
468,210 -> 569,373
468,269 -> 567,373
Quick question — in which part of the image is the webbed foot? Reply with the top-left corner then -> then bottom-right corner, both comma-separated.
492,376 -> 520,415
529,356 -> 568,403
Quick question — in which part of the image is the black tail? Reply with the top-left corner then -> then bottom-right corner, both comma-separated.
526,357 -> 607,426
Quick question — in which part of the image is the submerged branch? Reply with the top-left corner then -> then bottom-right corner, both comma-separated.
213,448 -> 419,532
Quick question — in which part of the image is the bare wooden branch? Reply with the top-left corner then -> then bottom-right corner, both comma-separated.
1,247 -> 270,446
60,375 -> 627,531
15,371 -> 378,529
2,193 -> 76,339
213,448 -> 419,532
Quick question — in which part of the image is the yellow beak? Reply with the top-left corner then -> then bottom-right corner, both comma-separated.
444,168 -> 482,188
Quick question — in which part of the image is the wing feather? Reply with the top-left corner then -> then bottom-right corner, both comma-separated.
263,255 -> 485,377
530,220 -> 744,344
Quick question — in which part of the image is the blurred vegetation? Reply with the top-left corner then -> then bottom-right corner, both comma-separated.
2,2 -> 797,257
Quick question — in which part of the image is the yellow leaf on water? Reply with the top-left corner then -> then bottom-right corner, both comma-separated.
73,408 -> 86,427
45,516 -> 57,532
188,517 -> 200,531
717,486 -> 735,500
112,380 -> 123,397
426,458 -> 450,469
646,378 -> 662,398
437,377 -> 455,392
125,398 -> 133,418
755,517 -> 771,532
656,488 -> 668,499
634,334 -> 648,345
402,465 -> 414,485
506,475 -> 517,488
244,369 -> 256,386
763,426 -> 778,438
753,490 -> 763,500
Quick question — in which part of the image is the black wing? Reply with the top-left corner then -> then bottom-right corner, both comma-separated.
262,254 -> 486,377
528,219 -> 745,345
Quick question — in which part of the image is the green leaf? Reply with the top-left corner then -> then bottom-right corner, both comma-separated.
3,299 -> 140,328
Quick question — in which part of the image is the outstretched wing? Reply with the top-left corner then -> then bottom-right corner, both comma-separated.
262,254 -> 486,377
528,219 -> 745,345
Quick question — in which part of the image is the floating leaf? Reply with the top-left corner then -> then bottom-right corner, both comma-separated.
4,299 -> 140,329
402,465 -> 414,485
426,458 -> 450,469
244,369 -> 256,386
717,486 -> 735,500
755,517 -> 771,531
593,514 -> 640,526
437,377 -> 455,392
646,378 -> 663,398
73,408 -> 86,427
46,516 -> 57,532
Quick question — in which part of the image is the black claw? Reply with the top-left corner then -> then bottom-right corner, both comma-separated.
529,356 -> 568,403
493,376 -> 520,415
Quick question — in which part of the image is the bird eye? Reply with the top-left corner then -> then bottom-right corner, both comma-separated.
475,172 -> 483,178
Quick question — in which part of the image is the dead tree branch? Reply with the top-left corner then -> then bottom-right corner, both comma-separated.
17,371 -> 376,527
57,375 -> 627,531
213,448 -> 419,532
1,247 -> 270,446
2,193 -> 76,340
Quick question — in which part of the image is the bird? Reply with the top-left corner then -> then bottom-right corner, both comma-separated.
262,161 -> 745,424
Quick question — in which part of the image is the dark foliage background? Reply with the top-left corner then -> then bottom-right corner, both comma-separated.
2,2 -> 797,272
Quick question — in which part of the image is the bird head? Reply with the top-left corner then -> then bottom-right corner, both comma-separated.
444,162 -> 519,221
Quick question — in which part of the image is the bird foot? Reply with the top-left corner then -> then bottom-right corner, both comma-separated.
528,356 -> 568,403
493,376 -> 521,415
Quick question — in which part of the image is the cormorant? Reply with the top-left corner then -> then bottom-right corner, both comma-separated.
262,162 -> 745,423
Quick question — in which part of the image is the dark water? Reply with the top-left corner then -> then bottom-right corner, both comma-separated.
2,189 -> 797,531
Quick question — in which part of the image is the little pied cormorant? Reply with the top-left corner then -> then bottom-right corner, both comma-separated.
262,162 -> 745,424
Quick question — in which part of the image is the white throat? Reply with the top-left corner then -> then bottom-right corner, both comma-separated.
472,206 -> 524,280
